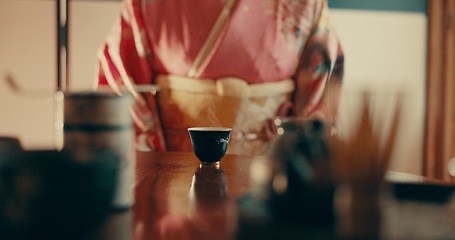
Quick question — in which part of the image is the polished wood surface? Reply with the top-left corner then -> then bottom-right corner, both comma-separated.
89,151 -> 455,240
90,150 -> 253,240
133,151 -> 253,240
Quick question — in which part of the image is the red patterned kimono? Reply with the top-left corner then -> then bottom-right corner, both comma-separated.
96,0 -> 344,154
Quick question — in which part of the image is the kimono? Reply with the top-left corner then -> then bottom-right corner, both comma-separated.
96,0 -> 344,154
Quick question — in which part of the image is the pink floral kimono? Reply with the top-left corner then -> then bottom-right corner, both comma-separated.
96,0 -> 344,155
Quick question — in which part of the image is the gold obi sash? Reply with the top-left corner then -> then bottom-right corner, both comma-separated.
156,75 -> 295,155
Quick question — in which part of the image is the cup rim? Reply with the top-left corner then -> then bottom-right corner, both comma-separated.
188,127 -> 232,131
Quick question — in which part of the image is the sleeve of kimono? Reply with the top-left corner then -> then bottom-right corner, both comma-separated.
95,0 -> 166,151
294,0 -> 344,128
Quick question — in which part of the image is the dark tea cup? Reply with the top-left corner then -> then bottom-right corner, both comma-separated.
188,127 -> 232,164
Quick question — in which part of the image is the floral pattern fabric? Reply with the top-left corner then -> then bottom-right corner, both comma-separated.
96,0 -> 344,152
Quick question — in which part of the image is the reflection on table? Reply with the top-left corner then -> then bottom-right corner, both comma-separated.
88,151 -> 455,240
132,151 -> 249,240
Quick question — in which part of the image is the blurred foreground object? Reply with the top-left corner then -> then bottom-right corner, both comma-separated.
237,119 -> 336,239
63,91 -> 135,210
329,93 -> 401,240
0,146 -> 119,240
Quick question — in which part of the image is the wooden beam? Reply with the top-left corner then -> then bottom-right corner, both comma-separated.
425,0 -> 445,180
425,0 -> 455,182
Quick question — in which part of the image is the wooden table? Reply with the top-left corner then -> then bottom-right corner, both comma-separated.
90,151 -> 455,240
93,151 -> 253,240
134,151 -> 252,240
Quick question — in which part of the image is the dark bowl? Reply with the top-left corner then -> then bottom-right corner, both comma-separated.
188,127 -> 232,164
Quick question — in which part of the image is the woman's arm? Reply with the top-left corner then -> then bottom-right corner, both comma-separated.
95,0 -> 166,151
294,0 -> 344,126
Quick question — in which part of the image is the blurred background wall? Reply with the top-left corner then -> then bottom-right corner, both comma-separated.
0,0 -> 427,174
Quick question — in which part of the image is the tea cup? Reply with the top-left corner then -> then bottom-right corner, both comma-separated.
187,127 -> 232,164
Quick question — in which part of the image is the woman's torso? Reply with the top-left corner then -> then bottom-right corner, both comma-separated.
139,0 -> 320,83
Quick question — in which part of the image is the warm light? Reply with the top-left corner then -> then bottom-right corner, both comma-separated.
54,120 -> 64,131
277,127 -> 284,135
250,158 -> 271,185
272,174 -> 288,194
448,158 -> 455,177
274,118 -> 282,127
54,90 -> 64,101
